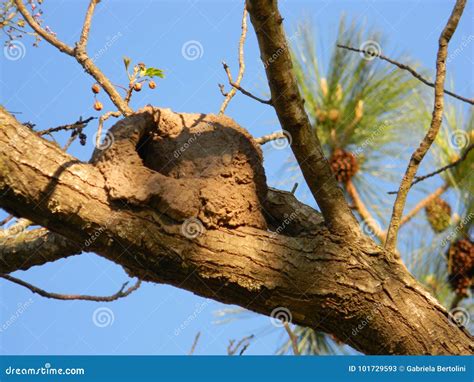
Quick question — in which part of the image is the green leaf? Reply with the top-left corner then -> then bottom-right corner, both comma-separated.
123,56 -> 131,71
143,67 -> 165,79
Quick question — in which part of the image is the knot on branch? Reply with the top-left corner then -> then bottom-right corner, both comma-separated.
91,106 -> 268,229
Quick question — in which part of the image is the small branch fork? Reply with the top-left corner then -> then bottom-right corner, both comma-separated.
14,0 -> 133,116
337,44 -> 473,105
0,274 -> 142,302
385,0 -> 467,252
218,6 -> 271,113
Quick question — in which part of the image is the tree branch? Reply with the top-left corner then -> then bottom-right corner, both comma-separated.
0,107 -> 472,354
255,131 -> 286,145
337,44 -> 473,105
219,6 -> 249,114
0,274 -> 141,301
36,116 -> 95,136
78,0 -> 100,50
13,0 -> 74,55
221,62 -> 273,106
0,228 -> 81,274
385,0 -> 467,252
246,0 -> 359,236
14,0 -> 133,116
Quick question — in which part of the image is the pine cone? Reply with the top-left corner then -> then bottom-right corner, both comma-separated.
329,149 -> 359,183
425,197 -> 452,233
447,238 -> 474,296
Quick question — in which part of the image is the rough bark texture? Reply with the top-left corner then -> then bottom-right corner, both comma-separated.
0,107 -> 472,355
246,0 -> 360,237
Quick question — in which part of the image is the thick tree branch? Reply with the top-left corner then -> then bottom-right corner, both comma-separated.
246,0 -> 359,236
0,107 -> 472,354
0,274 -> 141,301
385,0 -> 467,251
0,228 -> 81,274
337,44 -> 474,105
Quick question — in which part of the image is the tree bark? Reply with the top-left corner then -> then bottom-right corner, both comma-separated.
0,108 -> 472,355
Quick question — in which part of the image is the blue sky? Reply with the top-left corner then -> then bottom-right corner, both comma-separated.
0,0 -> 472,355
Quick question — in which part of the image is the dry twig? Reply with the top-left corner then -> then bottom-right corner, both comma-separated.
385,0 -> 467,251
337,44 -> 473,105
0,274 -> 142,301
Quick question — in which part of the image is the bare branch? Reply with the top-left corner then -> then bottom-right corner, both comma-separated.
387,144 -> 472,194
36,116 -> 95,136
255,131 -> 286,145
246,0 -> 359,236
385,0 -> 467,252
14,0 -> 133,116
219,6 -> 249,114
337,44 -> 473,105
0,274 -> 141,301
412,143 -> 473,187
78,0 -> 100,50
13,0 -> 74,55
221,62 -> 272,106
